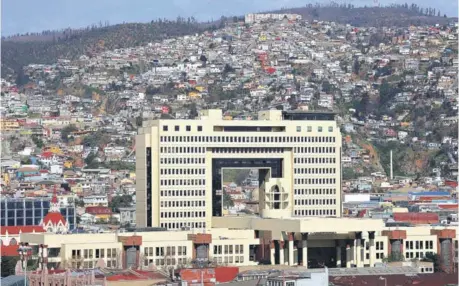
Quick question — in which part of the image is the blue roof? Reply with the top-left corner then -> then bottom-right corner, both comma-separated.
409,191 -> 450,196
1,276 -> 28,286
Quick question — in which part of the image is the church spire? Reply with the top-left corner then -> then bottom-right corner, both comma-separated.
49,186 -> 60,212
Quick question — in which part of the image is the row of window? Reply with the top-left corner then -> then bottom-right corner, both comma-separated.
294,168 -> 337,175
160,200 -> 206,208
294,178 -> 337,185
160,211 -> 205,218
295,125 -> 334,133
71,248 -> 117,259
163,125 -> 203,132
406,251 -> 434,259
294,157 -> 337,164
212,256 -> 245,264
295,147 -> 337,154
160,146 -> 205,153
160,179 -> 205,186
160,190 -> 205,197
375,242 -> 385,250
212,148 -> 283,154
294,199 -> 337,206
160,222 -> 205,229
294,209 -> 337,216
83,260 -> 116,269
213,244 -> 244,255
145,257 -> 189,267
160,157 -> 205,165
160,135 -> 336,144
144,246 -> 187,257
294,188 -> 337,195
160,168 -> 206,175
406,240 -> 434,250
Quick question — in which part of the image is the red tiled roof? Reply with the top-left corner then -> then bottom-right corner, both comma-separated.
43,212 -> 66,225
330,273 -> 458,286
85,206 -> 112,215
0,225 -> 45,235
40,151 -> 54,158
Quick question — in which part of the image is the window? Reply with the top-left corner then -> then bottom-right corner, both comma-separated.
318,126 -> 323,132
296,126 -> 301,132
175,126 -> 180,131
186,125 -> 191,131
163,125 -> 168,131
307,126 -> 312,132
328,126 -> 333,132
198,126 -> 203,131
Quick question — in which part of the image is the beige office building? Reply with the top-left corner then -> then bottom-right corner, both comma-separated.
136,109 -> 342,230
16,109 -> 458,273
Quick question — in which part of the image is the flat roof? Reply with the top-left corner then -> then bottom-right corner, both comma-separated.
212,217 -> 385,236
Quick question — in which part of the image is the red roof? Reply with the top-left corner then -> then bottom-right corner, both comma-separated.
1,245 -> 19,256
0,225 -> 45,235
85,206 -> 112,215
43,212 -> 66,225
40,151 -> 54,158
393,213 -> 439,224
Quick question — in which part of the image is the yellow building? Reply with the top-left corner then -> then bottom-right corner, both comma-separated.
2,172 -> 10,186
195,86 -> 205,92
0,119 -> 20,131
64,160 -> 73,168
44,146 -> 63,155
187,91 -> 202,98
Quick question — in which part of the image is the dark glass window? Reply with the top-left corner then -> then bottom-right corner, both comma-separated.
197,126 -> 203,131
163,125 -> 168,131
175,125 -> 180,131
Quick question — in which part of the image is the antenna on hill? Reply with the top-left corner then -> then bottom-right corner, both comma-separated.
390,150 -> 393,180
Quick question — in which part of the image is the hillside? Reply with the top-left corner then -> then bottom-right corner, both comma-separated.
1,5 -> 455,78
1,20 -> 216,78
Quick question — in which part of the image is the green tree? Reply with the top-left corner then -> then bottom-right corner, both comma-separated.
61,125 -> 78,142
31,135 -> 44,148
223,192 -> 234,208
136,116 -> 143,127
1,256 -> 19,277
109,195 -> 133,212
422,253 -> 441,272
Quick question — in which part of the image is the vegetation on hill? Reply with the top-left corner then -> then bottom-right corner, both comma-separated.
1,18 -> 217,77
271,3 -> 453,27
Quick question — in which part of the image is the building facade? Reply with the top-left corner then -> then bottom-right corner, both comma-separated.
0,198 -> 76,230
136,109 -> 342,230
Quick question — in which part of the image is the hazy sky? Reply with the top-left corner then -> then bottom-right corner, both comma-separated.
2,0 -> 458,36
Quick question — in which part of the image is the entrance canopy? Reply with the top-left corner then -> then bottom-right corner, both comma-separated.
213,216 -> 385,237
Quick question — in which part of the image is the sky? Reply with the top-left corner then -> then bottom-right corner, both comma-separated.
2,0 -> 458,36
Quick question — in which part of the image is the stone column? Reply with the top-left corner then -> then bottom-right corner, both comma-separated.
368,231 -> 376,267
270,241 -> 276,265
346,240 -> 352,268
355,232 -> 363,267
279,241 -> 285,265
301,233 -> 308,268
335,240 -> 342,268
288,233 -> 294,266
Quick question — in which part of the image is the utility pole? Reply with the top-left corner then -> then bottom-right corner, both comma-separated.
390,150 -> 393,180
